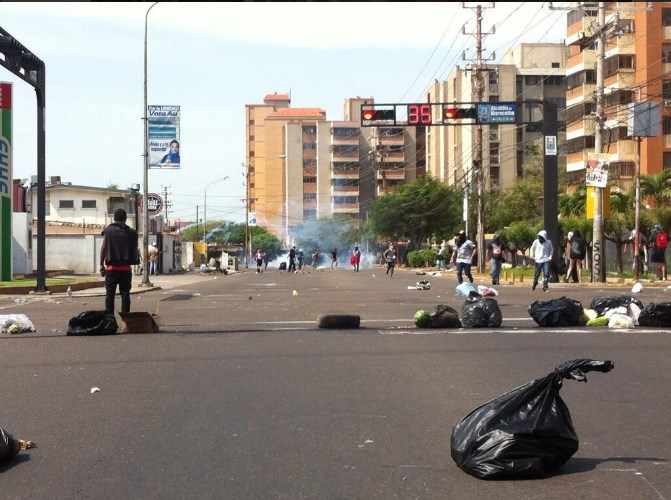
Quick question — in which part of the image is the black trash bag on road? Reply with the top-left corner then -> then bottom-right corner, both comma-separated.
451,359 -> 615,480
637,302 -> 671,327
589,296 -> 644,317
67,310 -> 118,336
429,304 -> 461,328
461,296 -> 502,328
0,425 -> 21,462
528,296 -> 583,327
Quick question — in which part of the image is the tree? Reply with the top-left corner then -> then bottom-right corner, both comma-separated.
366,176 -> 462,250
640,169 -> 671,206
499,221 -> 536,267
289,216 -> 358,254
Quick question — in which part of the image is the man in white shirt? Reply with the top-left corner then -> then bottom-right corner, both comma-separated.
530,229 -> 553,292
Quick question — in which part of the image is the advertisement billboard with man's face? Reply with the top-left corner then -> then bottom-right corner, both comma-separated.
148,105 -> 180,169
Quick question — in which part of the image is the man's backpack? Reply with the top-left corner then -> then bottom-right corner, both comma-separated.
570,238 -> 585,259
491,243 -> 502,260
656,231 -> 668,249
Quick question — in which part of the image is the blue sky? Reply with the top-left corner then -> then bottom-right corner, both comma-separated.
1,2 -> 567,225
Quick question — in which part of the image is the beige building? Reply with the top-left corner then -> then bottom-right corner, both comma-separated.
424,43 -> 568,192
245,94 -> 423,245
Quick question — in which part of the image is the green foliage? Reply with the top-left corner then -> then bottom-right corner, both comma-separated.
407,249 -> 436,268
289,216 -> 362,253
641,169 -> 671,205
367,175 -> 462,250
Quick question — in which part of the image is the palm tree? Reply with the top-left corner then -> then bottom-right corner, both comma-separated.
640,169 -> 671,206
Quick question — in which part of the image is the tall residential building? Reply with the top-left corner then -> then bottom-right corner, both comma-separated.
245,94 -> 423,246
565,2 -> 671,191
424,43 -> 568,192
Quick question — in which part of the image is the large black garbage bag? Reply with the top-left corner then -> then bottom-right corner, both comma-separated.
429,304 -> 461,328
461,297 -> 502,328
451,359 -> 614,480
0,425 -> 22,462
67,310 -> 118,336
528,296 -> 583,327
589,296 -> 644,316
637,302 -> 671,327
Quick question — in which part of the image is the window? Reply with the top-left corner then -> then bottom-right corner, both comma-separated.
664,80 -> 671,99
525,75 -> 540,86
249,135 -> 254,141
551,62 -> 561,68
303,176 -> 317,184
302,159 -> 317,167
567,70 -> 596,90
331,127 -> 359,137
302,126 -> 316,134
664,44 -> 671,64
303,193 -> 317,200
664,152 -> 671,170
663,7 -> 671,27
604,55 -> 635,77
664,116 -> 671,135
303,209 -> 317,219
59,200 -> 74,209
333,196 -> 357,204
332,178 -> 358,187
544,75 -> 564,86
303,142 -> 317,150
489,95 -> 500,103
249,119 -> 255,126
82,200 -> 96,209
489,166 -> 500,187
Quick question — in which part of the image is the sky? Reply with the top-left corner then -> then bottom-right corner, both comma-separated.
1,2 -> 568,226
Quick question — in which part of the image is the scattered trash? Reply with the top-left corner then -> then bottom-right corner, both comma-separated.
0,424 -> 36,462
416,280 -> 431,290
451,359 -> 614,480
90,387 -> 101,394
590,296 -> 644,316
13,298 -> 26,304
461,296 -> 502,328
292,290 -> 298,296
586,315 -> 609,327
608,313 -> 635,329
455,283 -> 478,298
631,282 -> 643,293
638,302 -> 671,327
0,314 -> 36,334
528,296 -> 583,327
477,285 -> 498,297
416,271 -> 426,275
66,311 -> 118,336
428,271 -> 442,276
429,304 -> 461,328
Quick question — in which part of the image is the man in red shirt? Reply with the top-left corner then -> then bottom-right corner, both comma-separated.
100,208 -> 140,314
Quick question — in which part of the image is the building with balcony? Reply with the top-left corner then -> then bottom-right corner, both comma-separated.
565,2 -> 671,191
424,43 -> 568,192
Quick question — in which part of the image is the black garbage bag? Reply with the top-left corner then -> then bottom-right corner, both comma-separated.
429,304 -> 461,328
637,302 -> 671,327
589,296 -> 644,316
67,310 -> 118,336
451,359 -> 614,480
528,296 -> 583,327
461,296 -> 502,328
0,425 -> 22,462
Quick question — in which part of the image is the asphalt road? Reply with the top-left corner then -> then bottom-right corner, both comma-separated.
0,265 -> 670,499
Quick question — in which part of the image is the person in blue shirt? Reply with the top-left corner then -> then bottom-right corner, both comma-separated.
161,140 -> 180,165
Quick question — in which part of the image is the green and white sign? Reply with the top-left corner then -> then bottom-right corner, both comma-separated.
0,82 -> 12,281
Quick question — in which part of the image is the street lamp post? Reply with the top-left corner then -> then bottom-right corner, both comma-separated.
141,1 -> 159,287
203,176 -> 230,242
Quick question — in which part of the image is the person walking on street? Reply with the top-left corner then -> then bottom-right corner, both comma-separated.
530,229 -> 553,292
649,223 -> 668,281
435,243 -> 446,272
451,231 -> 476,285
564,229 -> 586,283
383,243 -> 396,277
486,233 -> 504,285
288,246 -> 297,273
100,208 -> 140,315
331,248 -> 338,269
352,246 -> 361,272
148,242 -> 159,276
254,248 -> 264,273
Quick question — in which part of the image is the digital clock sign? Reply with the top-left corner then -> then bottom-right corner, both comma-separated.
407,103 -> 432,125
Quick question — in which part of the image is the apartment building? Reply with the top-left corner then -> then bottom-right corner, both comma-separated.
245,94 -> 422,245
424,43 -> 568,192
565,2 -> 671,191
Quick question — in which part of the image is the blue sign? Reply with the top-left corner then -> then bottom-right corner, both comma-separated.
476,103 -> 517,124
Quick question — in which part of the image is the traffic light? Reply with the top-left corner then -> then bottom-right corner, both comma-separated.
444,106 -> 477,121
362,109 -> 395,121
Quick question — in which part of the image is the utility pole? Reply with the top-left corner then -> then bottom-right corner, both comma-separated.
162,185 -> 171,229
463,2 -> 494,273
591,1 -> 606,283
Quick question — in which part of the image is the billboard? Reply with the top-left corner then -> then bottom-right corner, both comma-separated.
148,105 -> 180,169
586,153 -> 609,188
0,82 -> 12,280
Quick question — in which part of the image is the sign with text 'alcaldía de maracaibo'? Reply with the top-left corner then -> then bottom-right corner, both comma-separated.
0,82 -> 12,281
148,105 -> 180,169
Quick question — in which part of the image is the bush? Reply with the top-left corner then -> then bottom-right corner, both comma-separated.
407,249 -> 437,268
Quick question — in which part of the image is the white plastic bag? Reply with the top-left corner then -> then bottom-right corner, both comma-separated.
477,285 -> 498,297
0,314 -> 36,334
631,282 -> 643,293
456,283 -> 477,298
608,313 -> 635,329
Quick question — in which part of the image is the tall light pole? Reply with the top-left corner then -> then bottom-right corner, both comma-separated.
203,176 -> 229,242
140,1 -> 159,287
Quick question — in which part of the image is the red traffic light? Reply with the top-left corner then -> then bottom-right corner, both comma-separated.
444,107 -> 477,121
362,109 -> 395,121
